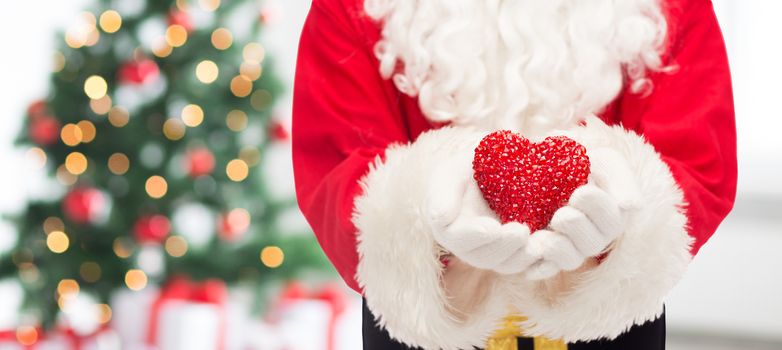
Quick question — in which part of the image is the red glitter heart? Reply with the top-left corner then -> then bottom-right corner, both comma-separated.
472,131 -> 590,232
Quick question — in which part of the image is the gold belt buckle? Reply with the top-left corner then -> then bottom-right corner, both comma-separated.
486,315 -> 567,350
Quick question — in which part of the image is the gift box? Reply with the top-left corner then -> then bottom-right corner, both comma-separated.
110,277 -> 249,350
264,282 -> 361,350
146,278 -> 227,350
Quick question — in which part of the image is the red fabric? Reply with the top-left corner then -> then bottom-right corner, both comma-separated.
292,0 -> 737,293
601,0 -> 738,255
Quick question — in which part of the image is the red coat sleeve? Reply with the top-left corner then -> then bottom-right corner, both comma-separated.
291,0 -> 408,292
610,0 -> 737,255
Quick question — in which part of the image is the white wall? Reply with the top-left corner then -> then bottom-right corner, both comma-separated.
666,0 -> 782,341
1,0 -> 780,342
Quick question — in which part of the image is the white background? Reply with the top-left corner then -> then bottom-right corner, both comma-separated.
1,0 -> 781,345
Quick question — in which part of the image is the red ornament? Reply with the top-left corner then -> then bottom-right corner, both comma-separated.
27,100 -> 48,119
270,120 -> 290,142
29,115 -> 61,146
217,209 -> 250,241
167,9 -> 193,32
63,187 -> 106,225
134,215 -> 171,244
185,148 -> 215,178
258,6 -> 282,25
472,131 -> 590,231
118,58 -> 160,85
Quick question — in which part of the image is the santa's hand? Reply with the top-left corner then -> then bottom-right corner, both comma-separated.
525,148 -> 641,280
423,154 -> 475,232
436,215 -> 537,275
424,157 -> 536,275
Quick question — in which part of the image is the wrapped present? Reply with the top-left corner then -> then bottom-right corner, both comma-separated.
110,277 -> 253,350
267,282 -> 353,350
110,287 -> 157,348
146,277 -> 228,350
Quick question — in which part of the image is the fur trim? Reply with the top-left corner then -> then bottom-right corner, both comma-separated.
355,119 -> 693,346
353,126 -> 512,350
509,116 -> 693,342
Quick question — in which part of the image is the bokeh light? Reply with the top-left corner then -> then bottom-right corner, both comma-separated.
145,175 -> 168,199
79,262 -> 102,282
166,25 -> 188,47
260,246 -> 284,268
57,279 -> 80,300
196,60 -> 219,84
47,231 -> 70,254
99,10 -> 122,33
60,123 -> 83,146
84,75 -> 108,99
250,90 -> 273,111
164,236 -> 188,257
89,95 -> 112,115
124,269 -> 148,291
225,110 -> 248,131
16,326 -> 38,346
181,104 -> 204,127
243,43 -> 266,64
56,165 -> 78,186
77,120 -> 97,143
53,51 -> 66,73
240,62 -> 262,81
42,217 -> 65,234
239,147 -> 261,166
64,13 -> 98,49
108,106 -> 130,127
163,119 -> 186,140
211,28 -> 233,50
230,75 -> 253,97
199,0 -> 221,11
226,159 -> 249,182
113,238 -> 133,258
65,152 -> 88,175
108,153 -> 130,175
152,41 -> 174,58
98,304 -> 112,324
18,263 -> 40,284
27,147 -> 47,169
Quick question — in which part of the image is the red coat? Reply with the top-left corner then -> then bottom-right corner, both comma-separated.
292,0 -> 737,294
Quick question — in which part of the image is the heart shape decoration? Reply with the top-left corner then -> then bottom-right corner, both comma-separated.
472,130 -> 590,232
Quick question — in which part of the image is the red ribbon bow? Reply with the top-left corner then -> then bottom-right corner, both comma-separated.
59,325 -> 110,350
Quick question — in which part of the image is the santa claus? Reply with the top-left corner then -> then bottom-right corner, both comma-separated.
292,0 -> 736,349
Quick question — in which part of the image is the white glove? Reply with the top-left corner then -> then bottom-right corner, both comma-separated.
424,155 -> 537,275
526,148 -> 642,280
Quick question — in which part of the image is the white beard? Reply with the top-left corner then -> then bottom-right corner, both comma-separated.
364,0 -> 668,136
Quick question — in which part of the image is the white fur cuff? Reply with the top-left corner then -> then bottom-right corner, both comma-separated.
353,126 -> 512,350
510,117 -> 693,342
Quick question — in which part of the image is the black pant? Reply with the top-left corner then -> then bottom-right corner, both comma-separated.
362,299 -> 666,350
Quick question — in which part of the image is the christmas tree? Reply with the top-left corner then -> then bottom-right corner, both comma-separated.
1,0 -> 329,328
